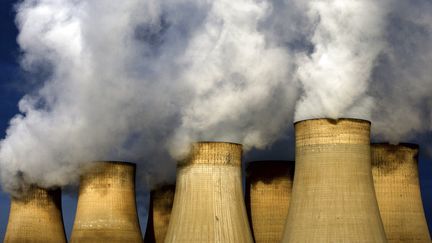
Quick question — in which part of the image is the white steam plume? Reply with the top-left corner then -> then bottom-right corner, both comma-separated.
167,0 -> 298,158
370,0 -> 432,143
294,0 -> 388,121
0,0 -> 298,194
1,0 -> 432,195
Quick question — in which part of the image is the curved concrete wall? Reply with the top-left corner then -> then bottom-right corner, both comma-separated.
282,118 -> 387,243
71,161 -> 143,243
245,161 -> 294,243
144,185 -> 175,243
4,186 -> 67,243
165,142 -> 253,243
372,143 -> 431,242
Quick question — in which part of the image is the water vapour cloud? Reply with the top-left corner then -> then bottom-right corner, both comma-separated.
0,0 -> 431,195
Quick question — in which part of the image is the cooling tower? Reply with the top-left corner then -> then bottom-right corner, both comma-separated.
144,185 -> 175,243
245,161 -> 294,243
372,143 -> 431,242
4,186 -> 67,243
282,118 -> 387,243
165,142 -> 253,243
70,161 -> 143,243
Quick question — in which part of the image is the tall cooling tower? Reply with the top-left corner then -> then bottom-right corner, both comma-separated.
282,118 -> 387,243
165,142 -> 253,243
4,186 -> 67,243
144,185 -> 175,243
372,143 -> 431,242
245,161 -> 294,243
70,161 -> 143,243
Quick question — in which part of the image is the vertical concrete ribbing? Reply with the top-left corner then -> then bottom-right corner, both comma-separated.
282,118 -> 386,243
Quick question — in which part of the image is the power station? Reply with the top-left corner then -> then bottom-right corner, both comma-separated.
372,143 -> 431,242
245,161 -> 294,243
2,121 -> 431,242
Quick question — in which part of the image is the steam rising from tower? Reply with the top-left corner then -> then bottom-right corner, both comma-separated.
0,0 -> 432,199
4,186 -> 67,243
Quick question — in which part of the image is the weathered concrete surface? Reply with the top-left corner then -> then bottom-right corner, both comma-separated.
372,143 -> 431,242
145,185 -> 175,243
165,142 -> 253,243
282,118 -> 387,243
245,161 -> 294,243
4,186 -> 67,243
71,161 -> 143,243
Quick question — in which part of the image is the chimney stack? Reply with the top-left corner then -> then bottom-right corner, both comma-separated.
282,118 -> 387,242
144,185 -> 175,243
70,161 -> 143,243
165,142 -> 253,243
4,186 -> 67,243
245,161 -> 294,243
371,143 -> 431,242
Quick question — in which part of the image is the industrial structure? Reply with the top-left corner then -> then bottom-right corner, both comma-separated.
245,161 -> 294,243
372,143 -> 431,242
282,118 -> 387,242
144,184 -> 175,243
4,186 -> 67,243
165,142 -> 253,243
70,161 -> 143,243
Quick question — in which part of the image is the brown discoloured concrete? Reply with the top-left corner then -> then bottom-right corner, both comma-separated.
71,161 -> 143,243
372,143 -> 431,242
165,142 -> 253,243
282,118 -> 387,243
4,186 -> 67,243
245,161 -> 294,243
145,185 -> 175,243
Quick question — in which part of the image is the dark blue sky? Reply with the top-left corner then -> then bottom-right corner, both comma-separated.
0,0 -> 431,241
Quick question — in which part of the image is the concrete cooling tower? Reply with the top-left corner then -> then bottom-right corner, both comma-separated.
70,161 -> 143,243
4,186 -> 67,243
282,118 -> 387,243
371,143 -> 431,242
144,185 -> 175,243
245,161 -> 294,243
165,142 -> 253,243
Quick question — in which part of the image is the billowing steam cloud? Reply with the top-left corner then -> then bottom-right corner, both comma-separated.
0,0 -> 431,195
167,0 -> 298,158
0,0 -> 298,194
370,0 -> 432,143
294,0 -> 387,121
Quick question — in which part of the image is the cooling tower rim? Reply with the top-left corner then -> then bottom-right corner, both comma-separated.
372,142 -> 419,149
293,117 -> 371,125
195,141 -> 241,146
11,185 -> 62,200
88,160 -> 136,167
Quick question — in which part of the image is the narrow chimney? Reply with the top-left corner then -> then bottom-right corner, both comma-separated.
245,161 -> 294,243
4,186 -> 67,243
372,143 -> 431,242
165,142 -> 253,243
144,185 -> 175,243
282,118 -> 387,242
70,161 -> 143,243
